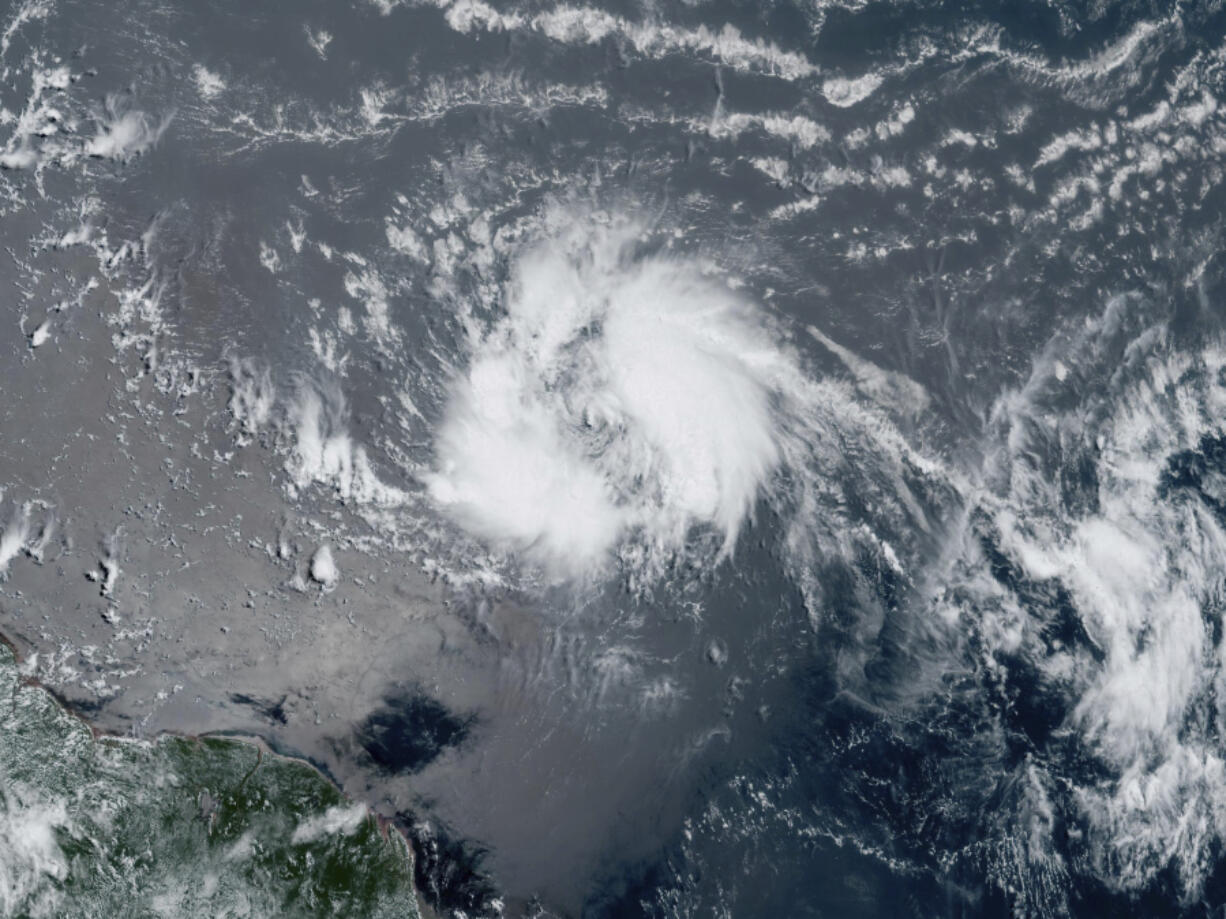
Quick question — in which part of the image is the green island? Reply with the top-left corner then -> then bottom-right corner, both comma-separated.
0,641 -> 421,919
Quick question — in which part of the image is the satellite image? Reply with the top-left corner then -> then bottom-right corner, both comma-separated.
1,0 -> 1225,916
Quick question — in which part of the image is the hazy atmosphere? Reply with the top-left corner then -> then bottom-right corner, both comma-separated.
2,0 -> 1226,916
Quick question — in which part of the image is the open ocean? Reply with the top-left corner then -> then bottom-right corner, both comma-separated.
3,0 -> 1226,916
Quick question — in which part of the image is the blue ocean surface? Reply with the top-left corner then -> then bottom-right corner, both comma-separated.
1,1 -> 1225,917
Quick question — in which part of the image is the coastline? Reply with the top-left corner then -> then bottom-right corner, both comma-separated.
0,622 -> 431,918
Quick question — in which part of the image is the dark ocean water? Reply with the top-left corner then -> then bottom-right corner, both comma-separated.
3,0 -> 1226,917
